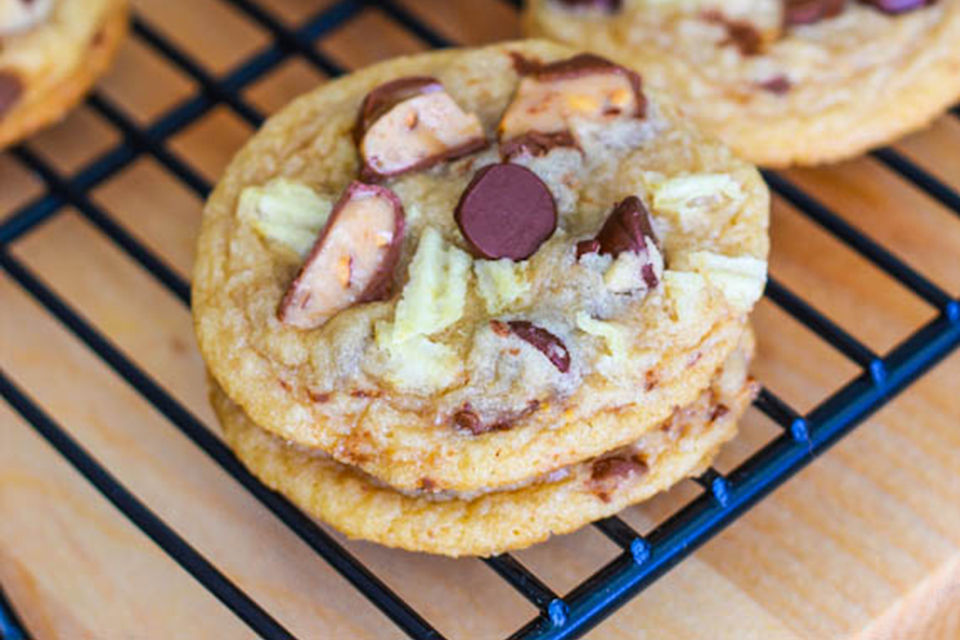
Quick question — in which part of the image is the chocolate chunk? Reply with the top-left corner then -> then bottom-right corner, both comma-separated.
355,76 -> 487,182
0,72 -> 24,120
583,196 -> 660,288
784,0 -> 845,25
858,0 -> 937,13
575,238 -> 601,259
505,320 -> 571,373
758,75 -> 793,95
278,182 -> 405,329
453,406 -> 485,435
454,163 -> 557,260
453,400 -> 541,435
710,403 -> 730,422
553,0 -> 622,12
354,76 -> 442,143
500,130 -> 578,162
703,12 -> 763,56
500,53 -> 645,159
589,455 -> 647,502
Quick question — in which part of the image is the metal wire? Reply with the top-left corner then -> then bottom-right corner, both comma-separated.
1,1 -> 958,638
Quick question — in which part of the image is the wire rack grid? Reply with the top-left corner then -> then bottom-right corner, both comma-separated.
1,1 -> 958,638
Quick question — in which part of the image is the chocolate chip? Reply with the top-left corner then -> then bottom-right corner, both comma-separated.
453,400 -> 540,435
858,0 -> 937,13
703,12 -> 763,56
505,320 -> 571,373
454,163 -> 557,260
589,455 -> 647,502
710,403 -> 730,422
354,76 -> 442,144
500,130 -> 578,161
0,72 -> 24,120
758,75 -> 793,95
453,406 -> 485,435
784,0 -> 845,25
553,0 -> 622,12
584,196 -> 660,288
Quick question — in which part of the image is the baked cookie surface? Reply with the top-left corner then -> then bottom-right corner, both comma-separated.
213,330 -> 757,557
0,0 -> 128,148
193,40 -> 769,494
523,0 -> 960,167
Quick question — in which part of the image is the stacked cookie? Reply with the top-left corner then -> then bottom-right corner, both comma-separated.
193,41 -> 769,556
524,0 -> 960,167
0,0 -> 128,148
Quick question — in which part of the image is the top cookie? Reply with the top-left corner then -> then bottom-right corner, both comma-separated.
524,0 -> 960,167
193,40 -> 769,494
0,0 -> 128,148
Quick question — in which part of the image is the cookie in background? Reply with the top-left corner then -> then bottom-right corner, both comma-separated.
523,0 -> 960,167
0,0 -> 128,149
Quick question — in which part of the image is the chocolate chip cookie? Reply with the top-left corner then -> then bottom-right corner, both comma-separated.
212,329 -> 758,556
523,0 -> 960,166
192,40 -> 769,496
0,0 -> 128,149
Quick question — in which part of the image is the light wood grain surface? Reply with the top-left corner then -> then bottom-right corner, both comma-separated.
1,1 -> 958,638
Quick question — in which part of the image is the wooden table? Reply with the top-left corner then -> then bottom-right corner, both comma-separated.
1,1 -> 958,638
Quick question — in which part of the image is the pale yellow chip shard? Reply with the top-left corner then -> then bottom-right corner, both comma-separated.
373,322 -> 464,392
238,178 -> 333,256
576,312 -> 630,358
676,251 -> 767,314
475,259 -> 531,314
663,270 -> 709,323
651,173 -> 744,232
391,227 -> 472,342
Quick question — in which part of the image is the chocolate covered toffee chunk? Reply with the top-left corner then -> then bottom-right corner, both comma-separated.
454,163 -> 557,260
193,41 -> 769,500
526,0 -> 960,166
499,53 -> 645,159
356,76 -> 487,181
279,182 -> 404,329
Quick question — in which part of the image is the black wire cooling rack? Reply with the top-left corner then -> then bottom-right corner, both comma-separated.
1,1 -> 958,638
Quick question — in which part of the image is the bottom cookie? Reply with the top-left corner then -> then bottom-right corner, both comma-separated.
212,330 -> 757,557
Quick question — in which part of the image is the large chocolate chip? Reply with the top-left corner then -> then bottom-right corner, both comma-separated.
784,0 -> 845,25
502,320 -> 571,373
553,0 -> 622,12
858,0 -> 937,13
0,72 -> 24,120
583,196 -> 660,288
454,163 -> 557,261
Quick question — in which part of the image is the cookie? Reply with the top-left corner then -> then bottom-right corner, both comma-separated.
192,40 -> 769,495
523,0 -> 960,167
0,0 -> 128,149
213,329 -> 757,557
